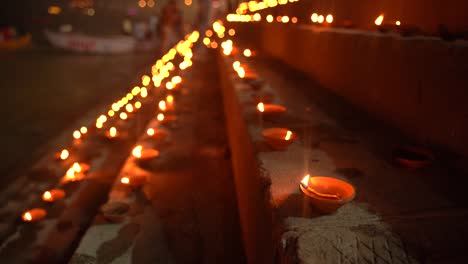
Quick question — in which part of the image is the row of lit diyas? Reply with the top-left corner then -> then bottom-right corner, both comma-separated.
22,31 -> 200,222
224,39 -> 356,214
118,32 -> 200,188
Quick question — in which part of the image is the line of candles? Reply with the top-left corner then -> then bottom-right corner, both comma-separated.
23,31 -> 201,223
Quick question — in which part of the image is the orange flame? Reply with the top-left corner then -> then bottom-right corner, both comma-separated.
257,102 -> 265,112
141,88 -> 148,98
109,127 -> 117,138
243,49 -> 252,57
120,112 -> 128,120
157,113 -> 165,121
126,104 -> 134,113
80,127 -> 88,134
301,174 -> 310,187
23,211 -> 33,221
142,75 -> 151,86
132,145 -> 143,158
285,130 -> 292,141
375,14 -> 384,26
121,177 -> 130,184
60,149 -> 69,160
43,191 -> 52,200
135,101 -> 142,109
147,128 -> 155,136
159,100 -> 167,111
108,110 -> 115,117
73,162 -> 82,173
73,130 -> 81,139
166,82 -> 174,90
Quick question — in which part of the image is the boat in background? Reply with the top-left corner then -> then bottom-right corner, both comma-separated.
44,30 -> 136,54
0,34 -> 32,51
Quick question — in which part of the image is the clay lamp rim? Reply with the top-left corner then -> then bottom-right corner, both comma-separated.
42,189 -> 66,202
392,145 -> 434,169
262,104 -> 287,114
22,208 -> 47,223
299,176 -> 356,203
262,128 -> 297,141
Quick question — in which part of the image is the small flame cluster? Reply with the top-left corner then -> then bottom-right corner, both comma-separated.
311,13 -> 333,24
232,60 -> 246,78
235,0 -> 299,14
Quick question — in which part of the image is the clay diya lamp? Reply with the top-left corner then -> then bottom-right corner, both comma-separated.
100,201 -> 130,222
392,145 -> 434,169
262,128 -> 297,150
132,145 -> 160,161
157,113 -> 178,127
146,128 -> 170,142
120,174 -> 147,187
22,208 -> 47,223
261,104 -> 287,120
55,149 -> 70,161
300,175 -> 355,213
60,162 -> 90,183
42,189 -> 66,202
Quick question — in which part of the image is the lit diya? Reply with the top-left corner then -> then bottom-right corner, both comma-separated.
120,175 -> 147,186
300,175 -> 355,213
61,162 -> 89,183
55,149 -> 69,161
262,128 -> 297,150
146,128 -> 170,142
42,189 -> 66,202
257,103 -> 287,120
100,201 -> 130,222
392,145 -> 434,169
157,113 -> 177,126
105,127 -> 119,139
22,208 -> 47,222
132,145 -> 160,160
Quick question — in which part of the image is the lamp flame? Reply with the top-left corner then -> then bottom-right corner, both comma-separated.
109,127 -> 117,138
43,191 -> 52,200
120,112 -> 128,120
60,149 -> 69,160
132,145 -> 143,158
73,130 -> 81,139
159,100 -> 167,111
257,102 -> 265,112
23,212 -> 32,221
301,174 -> 310,187
375,14 -> 384,26
147,128 -> 155,136
121,177 -> 130,184
285,130 -> 292,141
157,113 -> 165,121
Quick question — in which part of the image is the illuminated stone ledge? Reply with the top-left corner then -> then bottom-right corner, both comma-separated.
217,50 -> 468,263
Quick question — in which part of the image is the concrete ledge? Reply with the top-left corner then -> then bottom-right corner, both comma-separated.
217,50 -> 468,263
231,22 -> 468,169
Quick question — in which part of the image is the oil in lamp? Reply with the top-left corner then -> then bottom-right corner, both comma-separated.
299,174 -> 355,213
42,189 -> 66,202
22,208 -> 46,222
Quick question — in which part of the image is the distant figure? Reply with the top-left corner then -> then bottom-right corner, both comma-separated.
134,20 -> 147,41
149,15 -> 159,39
159,0 -> 182,52
122,16 -> 133,35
